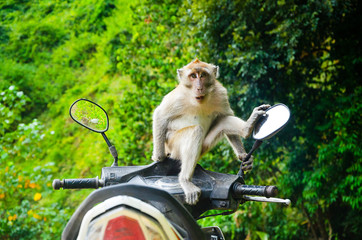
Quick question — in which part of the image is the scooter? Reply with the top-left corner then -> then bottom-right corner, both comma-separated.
53,99 -> 291,240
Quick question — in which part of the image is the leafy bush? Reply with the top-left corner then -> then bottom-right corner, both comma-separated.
0,85 -> 70,239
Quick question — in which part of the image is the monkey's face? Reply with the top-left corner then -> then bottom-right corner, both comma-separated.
177,59 -> 219,104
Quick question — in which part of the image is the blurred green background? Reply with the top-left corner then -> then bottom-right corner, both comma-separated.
1,0 -> 361,239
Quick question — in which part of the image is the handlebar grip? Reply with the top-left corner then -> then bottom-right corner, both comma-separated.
52,176 -> 104,190
232,183 -> 278,198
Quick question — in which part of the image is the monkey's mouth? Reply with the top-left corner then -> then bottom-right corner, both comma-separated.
195,96 -> 205,102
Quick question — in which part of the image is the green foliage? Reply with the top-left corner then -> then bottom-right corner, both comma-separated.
0,85 -> 30,134
0,0 -> 135,238
0,83 -> 68,238
0,0 -> 361,239
0,164 -> 69,239
115,0 -> 362,239
169,0 -> 361,239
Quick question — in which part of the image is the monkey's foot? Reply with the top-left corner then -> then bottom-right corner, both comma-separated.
257,104 -> 271,111
250,104 -> 271,120
180,180 -> 201,205
242,159 -> 253,171
238,153 -> 254,171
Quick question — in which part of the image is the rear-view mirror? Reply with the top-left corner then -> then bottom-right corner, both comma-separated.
253,103 -> 290,140
69,99 -> 109,133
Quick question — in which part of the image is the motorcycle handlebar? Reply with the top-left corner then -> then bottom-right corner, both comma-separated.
52,177 -> 278,198
52,177 -> 104,190
232,182 -> 278,198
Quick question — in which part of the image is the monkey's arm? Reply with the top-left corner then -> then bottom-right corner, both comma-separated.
152,107 -> 168,162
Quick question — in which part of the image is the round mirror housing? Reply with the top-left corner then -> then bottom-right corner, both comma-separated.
69,99 -> 109,133
253,103 -> 290,140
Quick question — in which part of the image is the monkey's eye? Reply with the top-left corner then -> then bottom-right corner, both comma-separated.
190,73 -> 197,79
200,72 -> 207,78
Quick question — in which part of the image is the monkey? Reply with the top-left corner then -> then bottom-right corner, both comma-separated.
152,59 -> 270,205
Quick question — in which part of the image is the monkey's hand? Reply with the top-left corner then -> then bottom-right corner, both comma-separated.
152,150 -> 166,162
238,153 -> 253,171
180,180 -> 201,205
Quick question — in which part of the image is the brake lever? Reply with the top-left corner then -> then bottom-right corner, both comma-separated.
243,196 -> 291,206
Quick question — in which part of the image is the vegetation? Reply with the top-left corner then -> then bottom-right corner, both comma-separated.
0,0 -> 361,239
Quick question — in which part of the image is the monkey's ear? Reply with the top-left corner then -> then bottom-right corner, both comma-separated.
177,68 -> 183,80
213,65 -> 219,78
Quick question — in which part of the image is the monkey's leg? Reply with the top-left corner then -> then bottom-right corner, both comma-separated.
202,116 -> 250,152
226,135 -> 253,170
202,129 -> 253,170
171,126 -> 203,205
203,105 -> 270,148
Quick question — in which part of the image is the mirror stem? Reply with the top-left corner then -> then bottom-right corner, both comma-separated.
102,132 -> 119,167
245,140 -> 263,161
238,140 -> 263,178
101,132 -> 112,147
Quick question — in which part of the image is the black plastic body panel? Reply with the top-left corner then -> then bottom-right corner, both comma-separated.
101,158 -> 244,218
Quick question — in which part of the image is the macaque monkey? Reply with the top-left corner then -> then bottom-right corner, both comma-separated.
152,59 -> 270,205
